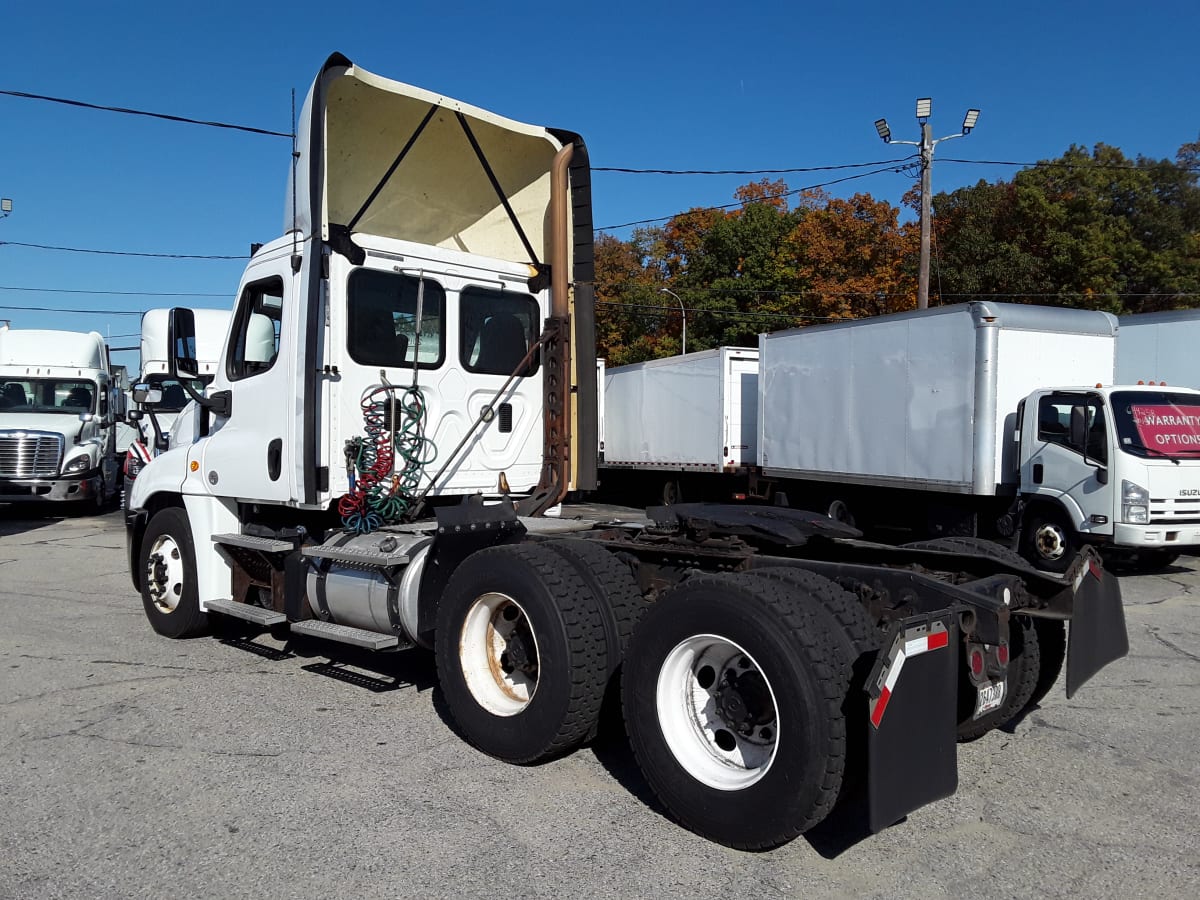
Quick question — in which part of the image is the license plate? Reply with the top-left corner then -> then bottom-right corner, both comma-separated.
973,680 -> 1006,719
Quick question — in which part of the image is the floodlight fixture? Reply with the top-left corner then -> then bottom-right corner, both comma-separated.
0,198 -> 11,214
915,97 -> 932,120
962,108 -> 980,133
874,118 -> 891,143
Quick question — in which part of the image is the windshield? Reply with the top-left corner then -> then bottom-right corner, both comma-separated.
142,373 -> 209,412
1111,390 -> 1200,459
0,378 -> 97,414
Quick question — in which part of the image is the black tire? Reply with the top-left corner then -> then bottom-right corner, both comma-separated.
1026,617 -> 1066,709
139,507 -> 208,639
622,573 -> 850,850
827,499 -> 856,528
661,478 -> 682,506
740,567 -> 882,808
542,539 -> 649,679
903,537 -> 1041,740
434,543 -> 609,764
1020,506 -> 1078,573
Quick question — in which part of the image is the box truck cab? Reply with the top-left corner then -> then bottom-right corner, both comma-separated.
0,326 -> 122,507
1019,384 -> 1200,569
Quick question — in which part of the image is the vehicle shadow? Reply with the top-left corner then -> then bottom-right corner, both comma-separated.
0,503 -> 67,537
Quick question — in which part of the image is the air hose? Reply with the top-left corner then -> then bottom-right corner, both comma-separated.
338,379 -> 436,533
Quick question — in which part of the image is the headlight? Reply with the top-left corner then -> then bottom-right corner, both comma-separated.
62,455 -> 91,475
1122,479 -> 1150,524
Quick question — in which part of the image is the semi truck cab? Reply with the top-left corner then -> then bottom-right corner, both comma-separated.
1019,384 -> 1200,569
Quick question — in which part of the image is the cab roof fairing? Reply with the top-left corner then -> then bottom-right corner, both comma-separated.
283,54 -> 568,270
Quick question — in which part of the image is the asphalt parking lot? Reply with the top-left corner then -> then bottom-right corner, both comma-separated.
1,505 -> 1198,899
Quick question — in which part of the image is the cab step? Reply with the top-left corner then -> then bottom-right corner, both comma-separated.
301,535 -> 421,568
206,598 -> 286,627
211,533 -> 295,553
290,619 -> 409,651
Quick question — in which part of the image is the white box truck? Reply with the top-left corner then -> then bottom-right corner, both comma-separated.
758,302 -> 1200,571
1117,308 -> 1200,388
602,347 -> 758,503
0,326 -> 123,508
122,53 -> 1129,850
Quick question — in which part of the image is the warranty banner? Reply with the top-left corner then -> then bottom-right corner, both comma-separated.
1131,405 -> 1200,451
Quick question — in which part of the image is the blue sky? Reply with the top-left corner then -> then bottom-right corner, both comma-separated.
2,0 -> 1197,373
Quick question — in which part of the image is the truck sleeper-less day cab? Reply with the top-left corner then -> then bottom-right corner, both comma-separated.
126,54 -> 1129,850
0,326 -> 122,508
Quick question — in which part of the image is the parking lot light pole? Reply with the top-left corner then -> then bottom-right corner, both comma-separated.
660,287 -> 686,355
874,100 -> 979,309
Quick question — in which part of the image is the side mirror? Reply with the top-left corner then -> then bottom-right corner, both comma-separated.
168,308 -> 199,380
132,383 -> 164,406
127,408 -> 144,423
78,412 -> 95,424
1069,405 -> 1088,451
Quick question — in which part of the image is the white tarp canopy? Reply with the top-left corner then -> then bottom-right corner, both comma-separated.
286,54 -> 563,266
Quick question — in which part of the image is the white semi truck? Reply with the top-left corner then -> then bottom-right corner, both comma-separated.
126,53 -> 1130,850
0,326 -> 123,508
126,307 -> 232,454
602,304 -> 1200,572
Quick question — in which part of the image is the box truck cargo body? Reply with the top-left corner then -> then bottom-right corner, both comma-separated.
601,348 -> 758,502
1117,309 -> 1200,389
759,302 -> 1116,494
756,302 -> 1200,570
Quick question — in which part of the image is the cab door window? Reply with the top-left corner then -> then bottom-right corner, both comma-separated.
460,287 -> 541,376
347,269 -> 445,369
227,278 -> 284,381
1038,393 -> 1107,464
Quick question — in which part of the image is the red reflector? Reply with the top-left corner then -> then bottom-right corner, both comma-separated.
997,644 -> 1009,665
732,493 -> 747,500
1089,558 -> 1104,581
871,685 -> 891,727
927,630 -> 949,650
969,648 -> 984,676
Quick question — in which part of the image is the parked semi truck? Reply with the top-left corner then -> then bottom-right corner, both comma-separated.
126,54 -> 1129,850
1117,308 -> 1200,389
602,303 -> 1200,572
123,308 -> 233,498
0,326 -> 123,508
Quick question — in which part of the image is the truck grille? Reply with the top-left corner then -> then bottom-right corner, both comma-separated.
1149,497 -> 1200,525
0,431 -> 64,478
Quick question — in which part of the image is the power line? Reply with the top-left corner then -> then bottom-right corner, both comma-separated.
592,158 -> 914,176
0,285 -> 230,297
596,300 -> 833,322
0,88 -> 292,138
0,240 -> 248,260
1,305 -> 147,315
942,157 -> 1200,172
594,161 -> 915,231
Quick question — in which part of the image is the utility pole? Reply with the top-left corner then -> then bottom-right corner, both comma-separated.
874,100 -> 979,309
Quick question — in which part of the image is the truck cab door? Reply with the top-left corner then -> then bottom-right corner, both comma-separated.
194,265 -> 294,503
1021,391 -> 1112,535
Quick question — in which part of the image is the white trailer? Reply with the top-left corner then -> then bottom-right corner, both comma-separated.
122,53 -> 1129,851
1117,308 -> 1200,388
0,326 -> 123,508
758,302 -> 1200,570
602,348 -> 758,503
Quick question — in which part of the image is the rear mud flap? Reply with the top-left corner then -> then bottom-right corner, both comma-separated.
1066,560 -> 1129,699
865,614 -> 958,833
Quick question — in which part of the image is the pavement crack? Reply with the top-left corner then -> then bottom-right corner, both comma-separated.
1144,625 -> 1200,664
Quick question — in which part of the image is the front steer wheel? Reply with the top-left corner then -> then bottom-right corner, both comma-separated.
138,507 -> 208,639
622,574 -> 850,850
434,543 -> 610,764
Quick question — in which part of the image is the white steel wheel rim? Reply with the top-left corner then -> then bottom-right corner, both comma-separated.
1034,522 -> 1067,561
146,533 -> 186,614
459,592 -> 540,717
656,634 -> 780,791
